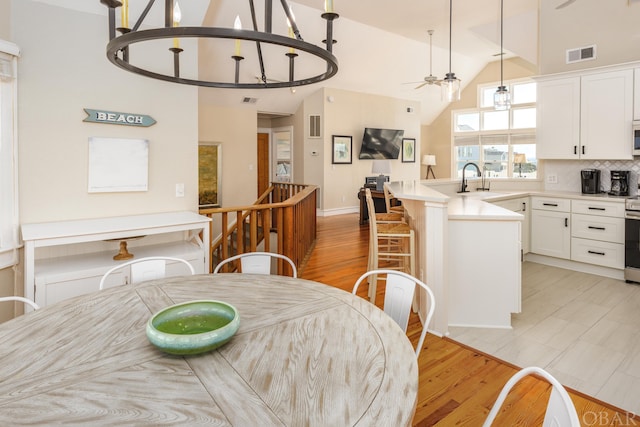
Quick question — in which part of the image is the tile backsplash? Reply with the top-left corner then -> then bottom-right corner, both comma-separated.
543,159 -> 640,196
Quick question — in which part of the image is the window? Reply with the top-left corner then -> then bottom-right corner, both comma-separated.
0,41 -> 19,269
453,80 -> 537,179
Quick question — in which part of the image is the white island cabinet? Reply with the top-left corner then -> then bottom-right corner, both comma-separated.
21,211 -> 210,308
385,181 -> 524,334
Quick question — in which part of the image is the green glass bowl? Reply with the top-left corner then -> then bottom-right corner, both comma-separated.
146,300 -> 240,355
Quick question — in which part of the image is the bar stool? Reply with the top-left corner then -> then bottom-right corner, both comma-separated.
383,183 -> 404,215
365,188 -> 415,303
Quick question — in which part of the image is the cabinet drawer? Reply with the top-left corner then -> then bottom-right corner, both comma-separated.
531,197 -> 571,212
571,200 -> 625,218
571,237 -> 624,269
571,213 -> 624,243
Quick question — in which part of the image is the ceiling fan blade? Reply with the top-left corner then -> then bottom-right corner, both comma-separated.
556,0 -> 577,9
414,82 -> 429,89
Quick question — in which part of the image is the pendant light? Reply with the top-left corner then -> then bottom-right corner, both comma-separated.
494,0 -> 511,110
442,0 -> 461,102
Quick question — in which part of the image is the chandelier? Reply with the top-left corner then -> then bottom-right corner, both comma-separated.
99,0 -> 339,89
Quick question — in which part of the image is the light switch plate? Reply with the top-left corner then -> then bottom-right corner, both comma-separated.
546,174 -> 558,184
175,183 -> 185,197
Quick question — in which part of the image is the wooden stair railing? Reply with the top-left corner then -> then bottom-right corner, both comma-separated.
200,183 -> 318,276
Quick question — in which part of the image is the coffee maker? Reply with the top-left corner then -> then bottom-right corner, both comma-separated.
609,170 -> 630,196
581,169 -> 600,194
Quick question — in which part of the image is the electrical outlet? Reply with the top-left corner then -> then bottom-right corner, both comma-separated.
546,174 -> 558,184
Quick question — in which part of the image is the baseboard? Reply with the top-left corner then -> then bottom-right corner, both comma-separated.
317,207 -> 359,217
524,253 -> 624,280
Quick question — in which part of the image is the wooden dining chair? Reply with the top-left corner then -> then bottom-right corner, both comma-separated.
483,366 -> 580,427
213,251 -> 297,278
352,269 -> 435,358
0,296 -> 40,311
99,256 -> 195,290
365,188 -> 415,303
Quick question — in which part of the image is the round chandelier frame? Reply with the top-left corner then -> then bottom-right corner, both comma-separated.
100,0 -> 339,89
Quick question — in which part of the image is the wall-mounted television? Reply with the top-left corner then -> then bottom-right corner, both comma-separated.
358,128 -> 404,159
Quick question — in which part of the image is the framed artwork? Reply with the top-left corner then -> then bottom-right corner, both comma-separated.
402,138 -> 416,163
88,137 -> 149,193
332,135 -> 352,164
198,142 -> 222,208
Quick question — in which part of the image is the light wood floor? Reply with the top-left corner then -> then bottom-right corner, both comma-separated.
300,213 -> 637,426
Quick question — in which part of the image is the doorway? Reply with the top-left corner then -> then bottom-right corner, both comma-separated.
257,133 -> 269,197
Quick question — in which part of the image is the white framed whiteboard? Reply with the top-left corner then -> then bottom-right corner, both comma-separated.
88,137 -> 149,193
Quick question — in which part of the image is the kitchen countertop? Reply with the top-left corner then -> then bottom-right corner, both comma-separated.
386,180 -> 627,221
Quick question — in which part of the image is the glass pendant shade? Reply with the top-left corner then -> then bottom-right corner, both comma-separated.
442,72 -> 461,102
494,85 -> 511,110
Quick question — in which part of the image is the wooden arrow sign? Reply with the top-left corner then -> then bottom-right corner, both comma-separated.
83,108 -> 156,127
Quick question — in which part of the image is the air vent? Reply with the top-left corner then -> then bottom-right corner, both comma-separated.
309,115 -> 321,138
566,45 -> 596,64
241,97 -> 258,104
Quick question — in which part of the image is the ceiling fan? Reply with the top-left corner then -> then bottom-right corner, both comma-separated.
558,0 -> 637,8
405,30 -> 443,89
556,0 -> 577,9
255,76 -> 297,93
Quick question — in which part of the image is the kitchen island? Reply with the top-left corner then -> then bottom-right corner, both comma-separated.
386,181 -> 525,335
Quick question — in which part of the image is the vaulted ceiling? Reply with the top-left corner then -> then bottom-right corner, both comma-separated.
33,0 -> 541,125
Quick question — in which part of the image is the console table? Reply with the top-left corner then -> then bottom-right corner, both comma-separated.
21,211 -> 210,308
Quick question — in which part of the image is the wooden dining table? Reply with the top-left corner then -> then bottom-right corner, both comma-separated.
0,274 -> 418,426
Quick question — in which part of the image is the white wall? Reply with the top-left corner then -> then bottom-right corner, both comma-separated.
14,1 -> 199,224
320,88 -> 421,213
540,0 -> 640,74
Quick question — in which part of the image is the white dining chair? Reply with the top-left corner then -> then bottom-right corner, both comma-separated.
352,269 -> 435,357
99,256 -> 195,290
0,296 -> 40,311
213,251 -> 297,277
483,366 -> 580,427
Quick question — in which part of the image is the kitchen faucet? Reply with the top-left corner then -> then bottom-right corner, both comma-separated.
458,162 -> 482,193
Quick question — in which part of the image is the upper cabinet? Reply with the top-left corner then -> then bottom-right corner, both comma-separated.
537,67 -> 634,160
634,68 -> 640,121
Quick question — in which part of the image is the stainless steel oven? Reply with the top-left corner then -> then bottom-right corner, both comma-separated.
625,197 -> 640,282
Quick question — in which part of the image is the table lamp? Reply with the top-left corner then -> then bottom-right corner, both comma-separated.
514,153 -> 526,178
371,160 -> 391,191
422,155 -> 436,179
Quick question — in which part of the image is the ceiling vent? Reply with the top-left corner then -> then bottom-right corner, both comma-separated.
241,97 -> 258,104
566,45 -> 596,64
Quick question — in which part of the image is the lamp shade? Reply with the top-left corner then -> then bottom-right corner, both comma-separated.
422,155 -> 436,166
371,160 -> 391,175
514,153 -> 527,164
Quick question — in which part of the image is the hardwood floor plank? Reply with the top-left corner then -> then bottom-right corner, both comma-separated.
300,213 -> 638,426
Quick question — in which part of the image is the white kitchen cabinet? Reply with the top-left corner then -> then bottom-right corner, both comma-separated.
537,77 -> 580,159
21,211 -> 211,308
634,68 -> 640,121
530,197 -> 571,259
580,70 -> 633,159
570,199 -> 624,269
536,68 -> 633,160
492,197 -> 530,254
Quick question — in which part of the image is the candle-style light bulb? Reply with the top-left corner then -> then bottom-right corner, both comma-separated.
324,0 -> 334,13
173,1 -> 182,49
234,15 -> 242,56
121,0 -> 129,28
